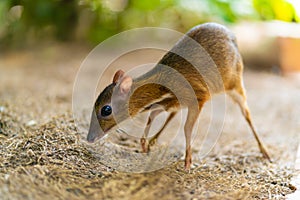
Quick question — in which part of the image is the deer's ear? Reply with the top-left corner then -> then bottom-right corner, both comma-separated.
113,70 -> 125,84
119,76 -> 133,95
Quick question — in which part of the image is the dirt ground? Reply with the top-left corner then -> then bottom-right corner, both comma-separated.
0,43 -> 299,199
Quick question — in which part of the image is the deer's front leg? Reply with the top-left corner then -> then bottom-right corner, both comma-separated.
184,105 -> 202,171
141,108 -> 164,153
148,111 -> 177,147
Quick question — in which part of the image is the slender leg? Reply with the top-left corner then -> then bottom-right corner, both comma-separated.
229,84 -> 271,162
140,108 -> 164,153
184,106 -> 202,170
148,111 -> 177,147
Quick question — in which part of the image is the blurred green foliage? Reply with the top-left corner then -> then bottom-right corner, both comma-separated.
0,0 -> 299,47
253,0 -> 299,22
84,0 -> 203,43
0,0 -> 78,46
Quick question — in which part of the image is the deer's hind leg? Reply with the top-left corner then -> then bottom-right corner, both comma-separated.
228,78 -> 271,162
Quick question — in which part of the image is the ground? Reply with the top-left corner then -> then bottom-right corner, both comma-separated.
0,43 -> 299,199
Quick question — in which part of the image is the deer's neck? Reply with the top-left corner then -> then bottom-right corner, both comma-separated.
128,67 -> 173,116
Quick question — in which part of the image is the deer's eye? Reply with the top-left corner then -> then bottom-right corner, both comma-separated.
101,105 -> 112,117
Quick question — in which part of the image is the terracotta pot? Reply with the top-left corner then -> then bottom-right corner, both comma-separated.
278,37 -> 300,74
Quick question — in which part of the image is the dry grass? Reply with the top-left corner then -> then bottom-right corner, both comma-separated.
0,106 -> 297,200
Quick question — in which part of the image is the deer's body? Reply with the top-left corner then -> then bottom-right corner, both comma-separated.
87,23 -> 271,170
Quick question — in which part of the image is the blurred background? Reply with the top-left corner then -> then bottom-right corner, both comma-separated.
0,0 -> 300,74
0,0 -> 299,42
